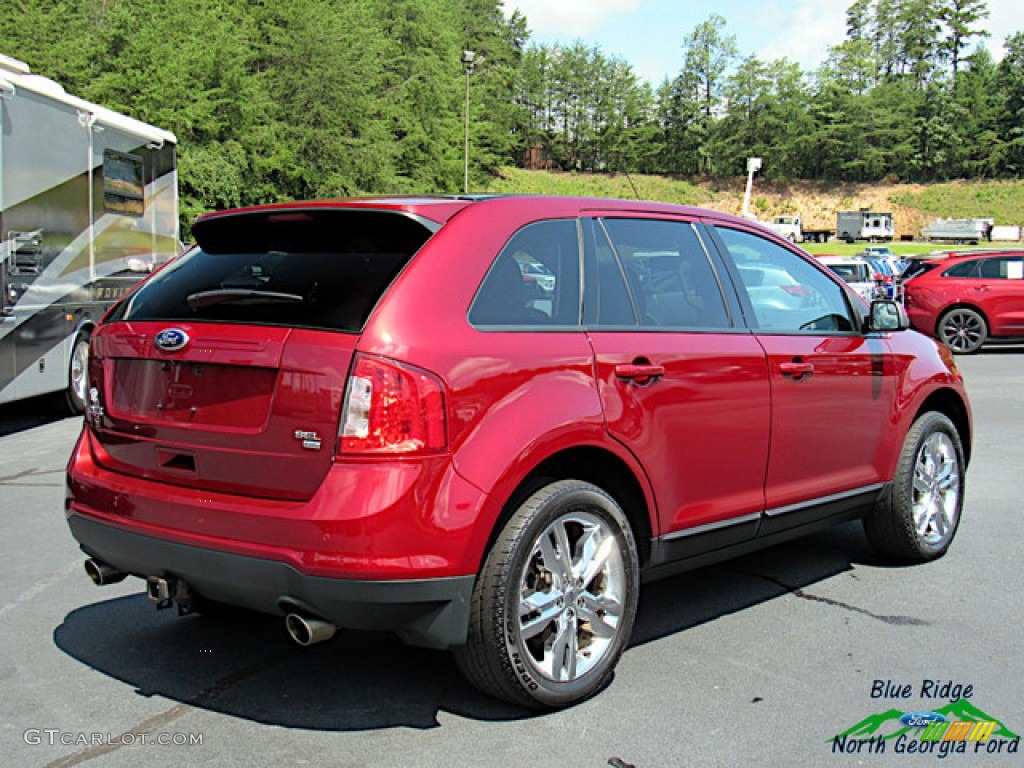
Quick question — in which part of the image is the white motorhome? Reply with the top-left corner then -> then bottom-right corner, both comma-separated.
0,53 -> 178,412
837,210 -> 895,243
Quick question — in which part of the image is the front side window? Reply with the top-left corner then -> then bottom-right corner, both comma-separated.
978,256 -> 1024,279
595,218 -> 730,329
469,219 -> 581,328
716,227 -> 855,333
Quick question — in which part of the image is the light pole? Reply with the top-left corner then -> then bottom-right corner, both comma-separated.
461,50 -> 476,194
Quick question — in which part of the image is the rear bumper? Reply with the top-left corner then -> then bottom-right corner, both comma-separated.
68,514 -> 474,649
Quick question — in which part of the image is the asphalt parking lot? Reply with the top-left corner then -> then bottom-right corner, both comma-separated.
1,351 -> 1022,768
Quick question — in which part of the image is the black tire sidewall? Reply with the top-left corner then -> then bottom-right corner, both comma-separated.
65,332 -> 91,415
496,481 -> 639,708
891,413 -> 965,560
939,308 -> 987,354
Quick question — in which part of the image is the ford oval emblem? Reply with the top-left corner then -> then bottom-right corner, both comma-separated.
155,328 -> 190,352
899,711 -> 946,728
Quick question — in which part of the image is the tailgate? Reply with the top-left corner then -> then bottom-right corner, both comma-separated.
88,321 -> 354,500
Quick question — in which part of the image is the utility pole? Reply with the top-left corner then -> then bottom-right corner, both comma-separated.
742,157 -> 762,221
461,50 -> 476,195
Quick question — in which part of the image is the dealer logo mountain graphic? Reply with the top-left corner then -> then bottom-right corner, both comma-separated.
833,699 -> 1020,741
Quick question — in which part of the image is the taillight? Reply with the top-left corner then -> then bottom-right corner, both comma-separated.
338,354 -> 447,455
86,338 -> 106,427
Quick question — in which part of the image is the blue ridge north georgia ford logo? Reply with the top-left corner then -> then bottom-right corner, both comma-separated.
154,328 -> 190,352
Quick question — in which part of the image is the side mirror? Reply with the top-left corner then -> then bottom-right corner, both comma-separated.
866,299 -> 909,333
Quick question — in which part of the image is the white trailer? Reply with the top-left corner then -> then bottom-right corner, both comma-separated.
0,53 -> 178,412
837,210 -> 894,243
922,217 -> 994,244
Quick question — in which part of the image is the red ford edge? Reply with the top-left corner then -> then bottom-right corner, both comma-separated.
66,196 -> 972,708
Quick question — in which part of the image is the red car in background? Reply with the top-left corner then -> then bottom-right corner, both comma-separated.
66,195 -> 971,709
903,251 -> 1024,353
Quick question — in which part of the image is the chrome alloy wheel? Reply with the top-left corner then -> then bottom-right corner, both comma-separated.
912,432 -> 961,547
515,510 -> 627,683
70,337 -> 90,406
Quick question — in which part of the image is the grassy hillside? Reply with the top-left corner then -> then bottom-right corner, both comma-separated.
889,180 -> 1024,223
480,169 -> 1024,244
482,167 -> 714,206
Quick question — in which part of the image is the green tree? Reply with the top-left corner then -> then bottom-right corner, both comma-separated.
996,33 -> 1024,175
681,14 -> 738,119
940,0 -> 990,78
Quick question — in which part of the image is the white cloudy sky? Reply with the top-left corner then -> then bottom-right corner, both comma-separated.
504,0 -> 1024,84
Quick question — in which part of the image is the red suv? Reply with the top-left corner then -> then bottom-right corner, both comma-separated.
66,196 -> 971,709
903,250 -> 1024,353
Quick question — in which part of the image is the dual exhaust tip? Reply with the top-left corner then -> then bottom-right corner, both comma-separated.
84,558 -> 337,647
84,558 -> 126,586
284,612 -> 337,646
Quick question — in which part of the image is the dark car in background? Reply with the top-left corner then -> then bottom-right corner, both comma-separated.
903,250 -> 1024,353
66,195 -> 971,709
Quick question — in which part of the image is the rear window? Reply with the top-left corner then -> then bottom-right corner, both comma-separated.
902,260 -> 942,281
826,262 -> 870,282
108,209 -> 436,332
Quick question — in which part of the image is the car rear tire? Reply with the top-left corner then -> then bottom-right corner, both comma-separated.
938,307 -> 987,354
454,480 -> 639,709
864,412 -> 965,562
64,332 -> 91,415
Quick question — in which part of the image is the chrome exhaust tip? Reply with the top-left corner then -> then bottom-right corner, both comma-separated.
285,613 -> 337,646
84,558 -> 126,586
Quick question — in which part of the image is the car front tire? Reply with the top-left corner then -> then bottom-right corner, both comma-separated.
454,480 -> 639,709
865,412 -> 965,562
938,307 -> 987,354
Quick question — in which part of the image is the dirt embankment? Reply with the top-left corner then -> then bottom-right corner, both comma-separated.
697,178 -> 933,237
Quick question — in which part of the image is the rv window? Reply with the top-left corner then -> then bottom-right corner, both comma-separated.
103,150 -> 145,216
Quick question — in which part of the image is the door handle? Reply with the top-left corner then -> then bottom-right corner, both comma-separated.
780,360 -> 814,379
614,363 -> 665,385
973,285 -> 991,292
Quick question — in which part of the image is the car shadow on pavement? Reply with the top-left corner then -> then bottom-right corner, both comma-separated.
0,392 -> 75,437
977,345 -> 1024,355
631,521 -> 926,649
53,522 -> 909,731
54,595 -> 527,730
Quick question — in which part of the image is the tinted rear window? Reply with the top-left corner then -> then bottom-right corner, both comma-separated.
108,209 -> 436,332
827,263 -> 870,282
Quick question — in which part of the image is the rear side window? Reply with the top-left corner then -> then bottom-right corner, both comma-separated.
108,209 -> 435,332
596,218 -> 730,329
943,260 -> 981,278
469,220 -> 581,328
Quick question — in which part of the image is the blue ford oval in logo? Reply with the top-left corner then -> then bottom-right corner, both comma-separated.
154,328 -> 190,352
900,711 -> 946,728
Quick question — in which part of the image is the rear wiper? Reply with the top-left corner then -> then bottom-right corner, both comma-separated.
186,289 -> 305,310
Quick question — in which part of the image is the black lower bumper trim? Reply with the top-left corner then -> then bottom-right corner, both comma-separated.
68,515 -> 475,650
